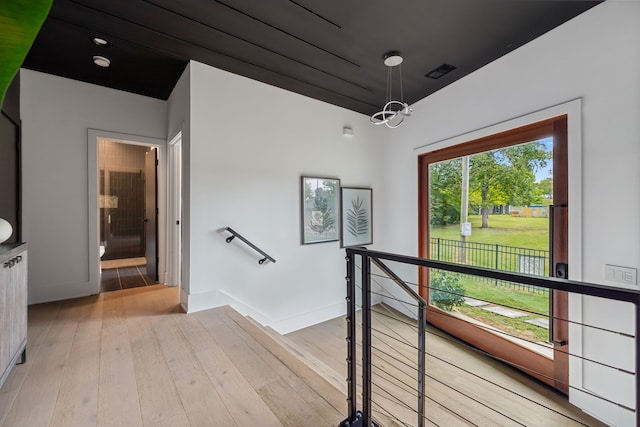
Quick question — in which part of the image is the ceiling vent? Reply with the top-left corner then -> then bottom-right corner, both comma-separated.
425,64 -> 456,79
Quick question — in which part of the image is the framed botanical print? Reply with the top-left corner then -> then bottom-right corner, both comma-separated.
341,187 -> 372,247
301,176 -> 340,244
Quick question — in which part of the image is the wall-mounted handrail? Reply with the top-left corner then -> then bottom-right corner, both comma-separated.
223,227 -> 276,265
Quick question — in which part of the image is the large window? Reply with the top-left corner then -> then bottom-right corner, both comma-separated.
419,115 -> 569,393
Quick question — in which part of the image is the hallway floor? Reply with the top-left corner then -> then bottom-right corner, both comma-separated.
100,258 -> 156,293
0,286 -> 344,427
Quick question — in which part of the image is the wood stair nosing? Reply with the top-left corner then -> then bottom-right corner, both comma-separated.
219,306 -> 347,412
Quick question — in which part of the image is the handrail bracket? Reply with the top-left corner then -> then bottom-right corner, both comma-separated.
223,227 -> 276,265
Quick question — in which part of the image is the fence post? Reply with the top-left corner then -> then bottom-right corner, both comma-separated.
494,244 -> 499,286
437,238 -> 441,260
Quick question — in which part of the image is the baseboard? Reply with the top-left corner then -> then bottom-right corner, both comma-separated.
179,286 -> 189,312
184,289 -> 272,326
183,288 -> 229,314
185,289 -> 346,335
29,280 -> 97,305
269,301 -> 346,335
215,290 -> 272,326
570,388 -> 630,427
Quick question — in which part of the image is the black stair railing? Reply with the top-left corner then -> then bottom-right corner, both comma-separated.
342,248 -> 427,427
341,247 -> 640,427
223,227 -> 276,265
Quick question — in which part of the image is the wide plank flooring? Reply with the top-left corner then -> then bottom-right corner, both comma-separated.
1,284 -> 609,427
0,285 -> 345,427
285,304 -> 608,427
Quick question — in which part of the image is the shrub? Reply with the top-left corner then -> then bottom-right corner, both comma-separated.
430,271 -> 465,311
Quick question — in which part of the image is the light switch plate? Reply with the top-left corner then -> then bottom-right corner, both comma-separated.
604,264 -> 637,288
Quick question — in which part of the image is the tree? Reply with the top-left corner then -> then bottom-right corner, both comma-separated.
536,177 -> 553,200
429,158 -> 462,226
469,142 -> 550,228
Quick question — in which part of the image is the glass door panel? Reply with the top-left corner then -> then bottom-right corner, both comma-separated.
419,116 -> 568,393
428,140 -> 552,348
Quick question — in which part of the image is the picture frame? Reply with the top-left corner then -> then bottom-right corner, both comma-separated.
341,187 -> 373,247
301,176 -> 340,244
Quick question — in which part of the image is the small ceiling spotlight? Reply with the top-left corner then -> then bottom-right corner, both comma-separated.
90,36 -> 112,47
93,55 -> 111,68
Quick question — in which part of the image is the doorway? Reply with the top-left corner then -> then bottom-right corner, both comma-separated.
97,139 -> 158,293
418,115 -> 569,393
167,132 -> 182,290
87,130 -> 167,296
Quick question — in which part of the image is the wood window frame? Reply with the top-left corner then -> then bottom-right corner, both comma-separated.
418,115 -> 569,392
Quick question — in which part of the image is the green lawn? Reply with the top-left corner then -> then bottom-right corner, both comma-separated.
429,214 -> 550,274
459,276 -> 549,315
429,276 -> 551,343
430,214 -> 549,250
456,306 -> 549,343
428,214 -> 551,343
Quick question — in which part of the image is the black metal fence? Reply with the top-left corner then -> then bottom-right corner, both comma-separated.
430,237 -> 549,293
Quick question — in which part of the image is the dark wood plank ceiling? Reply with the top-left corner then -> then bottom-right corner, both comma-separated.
22,0 -> 601,116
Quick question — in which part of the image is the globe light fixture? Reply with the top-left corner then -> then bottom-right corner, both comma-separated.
0,218 -> 13,243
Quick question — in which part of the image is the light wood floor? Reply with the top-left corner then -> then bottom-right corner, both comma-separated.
0,285 -> 345,427
0,284 -> 608,427
100,257 -> 146,270
284,304 -> 607,427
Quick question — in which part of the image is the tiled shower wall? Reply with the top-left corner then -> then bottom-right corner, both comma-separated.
99,140 -> 149,260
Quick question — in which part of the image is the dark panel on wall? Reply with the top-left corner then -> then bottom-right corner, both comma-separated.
0,74 -> 21,243
0,112 -> 20,243
2,74 -> 20,125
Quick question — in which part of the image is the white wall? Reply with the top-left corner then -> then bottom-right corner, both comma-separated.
20,69 -> 167,303
377,2 -> 640,425
167,64 -> 191,309
180,60 -> 385,333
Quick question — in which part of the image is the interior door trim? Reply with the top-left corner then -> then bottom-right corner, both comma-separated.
87,129 -> 167,294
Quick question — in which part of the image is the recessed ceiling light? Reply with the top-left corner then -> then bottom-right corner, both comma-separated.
90,36 -> 112,47
93,56 -> 111,68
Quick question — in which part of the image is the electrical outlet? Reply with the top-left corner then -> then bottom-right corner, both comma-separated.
604,264 -> 637,288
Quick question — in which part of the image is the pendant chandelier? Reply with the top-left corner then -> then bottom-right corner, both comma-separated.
370,52 -> 412,128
